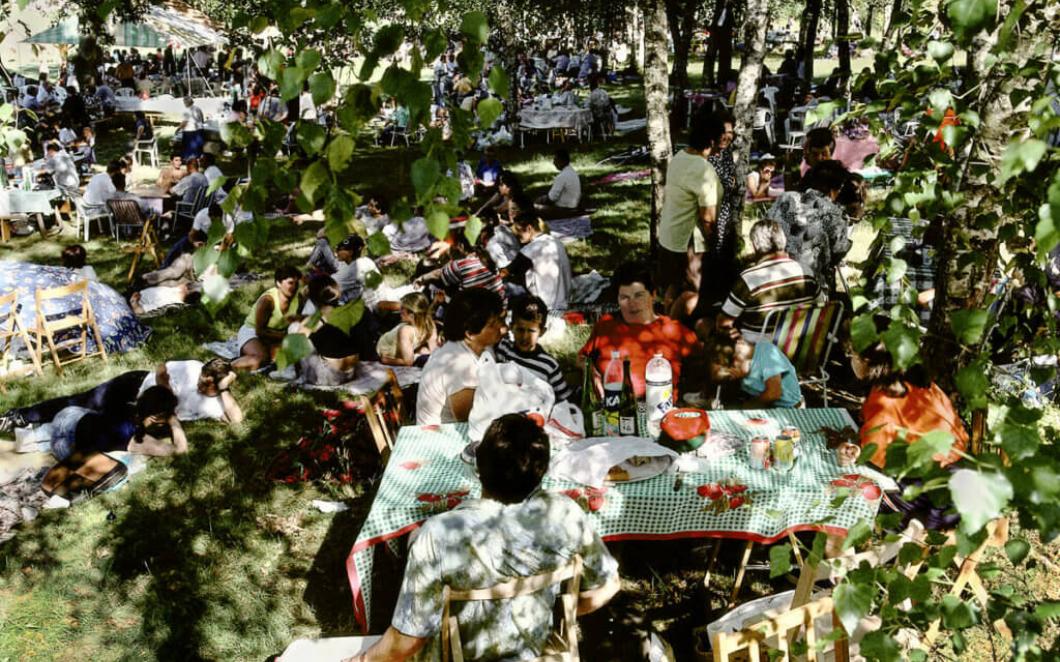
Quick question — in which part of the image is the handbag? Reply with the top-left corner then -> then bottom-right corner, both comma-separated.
42,450 -> 128,501
467,352 -> 555,441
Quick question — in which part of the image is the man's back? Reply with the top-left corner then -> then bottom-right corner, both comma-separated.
722,255 -> 819,333
392,492 -> 617,661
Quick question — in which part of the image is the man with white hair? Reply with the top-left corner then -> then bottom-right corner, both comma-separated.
716,220 -> 819,344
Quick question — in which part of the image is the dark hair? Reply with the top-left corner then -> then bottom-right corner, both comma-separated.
274,265 -> 301,283
189,229 -> 208,244
804,127 -> 836,151
444,288 -> 504,341
498,170 -> 523,196
613,260 -> 655,293
367,194 -> 388,213
106,160 -> 124,176
477,413 -> 550,503
843,315 -> 931,389
337,234 -> 366,257
111,172 -> 126,190
801,160 -> 850,195
45,141 -> 60,153
511,295 -> 548,332
136,385 -> 179,422
307,274 -> 341,307
689,110 -> 730,151
185,157 -> 200,171
200,358 -> 231,384
61,244 -> 87,269
202,153 -> 216,167
553,148 -> 571,166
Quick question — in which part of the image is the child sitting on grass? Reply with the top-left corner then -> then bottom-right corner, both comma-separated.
496,296 -> 574,402
707,333 -> 802,408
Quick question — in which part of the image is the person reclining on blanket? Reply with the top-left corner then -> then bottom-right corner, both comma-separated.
0,358 -> 242,433
290,275 -> 381,386
48,385 -> 187,459
233,265 -> 305,371
342,413 -> 620,662
533,148 -> 582,220
376,291 -> 438,368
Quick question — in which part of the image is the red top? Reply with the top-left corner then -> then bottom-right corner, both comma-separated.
860,381 -> 968,469
579,314 -> 700,398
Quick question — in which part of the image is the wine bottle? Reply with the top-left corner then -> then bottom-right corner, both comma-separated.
619,357 -> 637,436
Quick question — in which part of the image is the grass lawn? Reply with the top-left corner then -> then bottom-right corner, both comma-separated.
0,67 -> 1055,661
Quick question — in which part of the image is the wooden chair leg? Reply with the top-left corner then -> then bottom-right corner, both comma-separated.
703,539 -> 724,591
728,541 -> 755,607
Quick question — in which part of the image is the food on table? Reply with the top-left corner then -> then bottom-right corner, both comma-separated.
658,408 -> 711,453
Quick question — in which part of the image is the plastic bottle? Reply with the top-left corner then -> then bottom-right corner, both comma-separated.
644,352 -> 673,438
602,350 -> 624,435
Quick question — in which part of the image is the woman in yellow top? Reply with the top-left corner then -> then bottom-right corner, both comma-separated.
233,266 -> 303,371
377,292 -> 439,367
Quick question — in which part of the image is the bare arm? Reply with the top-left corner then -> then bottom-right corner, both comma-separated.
381,326 -> 418,367
127,417 -> 187,456
448,388 -> 476,422
577,573 -> 621,616
745,374 -> 783,409
697,204 -> 717,244
154,363 -> 171,391
218,373 -> 243,424
254,296 -> 284,343
343,626 -> 428,662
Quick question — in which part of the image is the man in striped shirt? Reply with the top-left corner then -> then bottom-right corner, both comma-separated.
717,220 -> 820,344
495,296 -> 574,402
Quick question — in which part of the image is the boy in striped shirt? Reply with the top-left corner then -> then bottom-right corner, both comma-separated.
496,296 -> 574,402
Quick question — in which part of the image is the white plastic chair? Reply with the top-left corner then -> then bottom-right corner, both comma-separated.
74,197 -> 112,241
115,87 -> 136,98
753,107 -> 775,147
133,137 -> 159,168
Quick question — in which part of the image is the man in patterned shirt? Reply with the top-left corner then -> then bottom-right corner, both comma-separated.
717,220 -> 819,344
345,414 -> 620,661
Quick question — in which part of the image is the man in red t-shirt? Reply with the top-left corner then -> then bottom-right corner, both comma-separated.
579,261 -> 701,398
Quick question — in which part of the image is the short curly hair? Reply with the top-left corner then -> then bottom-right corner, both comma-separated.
477,413 -> 550,503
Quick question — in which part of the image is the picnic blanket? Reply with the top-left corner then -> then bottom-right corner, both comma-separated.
614,118 -> 647,135
548,215 -> 593,242
295,362 -> 421,395
346,408 -> 892,631
592,169 -> 651,186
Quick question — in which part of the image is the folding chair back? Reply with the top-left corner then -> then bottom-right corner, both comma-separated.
33,279 -> 107,373
356,369 -> 407,462
762,301 -> 844,405
107,197 -> 145,239
712,596 -> 849,662
0,291 -> 44,388
441,555 -> 583,662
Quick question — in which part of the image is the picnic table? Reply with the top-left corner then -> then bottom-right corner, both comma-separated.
517,106 -> 592,142
130,185 -> 170,217
345,408 -> 891,633
0,188 -> 61,238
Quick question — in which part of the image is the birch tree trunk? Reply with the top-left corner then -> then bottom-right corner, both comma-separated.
836,0 -> 851,92
882,0 -> 903,51
731,0 -> 769,170
643,0 -> 672,257
702,0 -> 725,87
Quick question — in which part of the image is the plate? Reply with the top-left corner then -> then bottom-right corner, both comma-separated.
460,441 -> 480,465
605,455 -> 674,483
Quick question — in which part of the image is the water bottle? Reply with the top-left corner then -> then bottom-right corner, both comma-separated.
602,350 -> 624,436
644,352 -> 673,438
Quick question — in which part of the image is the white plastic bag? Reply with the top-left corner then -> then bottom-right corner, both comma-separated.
467,352 -> 555,441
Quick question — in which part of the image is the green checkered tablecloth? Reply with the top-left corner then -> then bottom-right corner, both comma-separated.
346,408 -> 888,632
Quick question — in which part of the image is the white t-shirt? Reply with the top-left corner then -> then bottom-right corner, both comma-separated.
547,165 -> 581,209
520,233 -> 572,311
138,360 -> 225,421
299,91 -> 317,120
137,285 -> 187,312
415,342 -> 483,425
84,172 -> 117,207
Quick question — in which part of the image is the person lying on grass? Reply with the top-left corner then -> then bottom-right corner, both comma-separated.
232,265 -> 304,372
343,413 -> 620,662
49,385 -> 187,459
706,332 -> 803,409
292,275 -> 381,386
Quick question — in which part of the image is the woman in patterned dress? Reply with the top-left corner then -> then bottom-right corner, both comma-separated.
696,113 -> 743,317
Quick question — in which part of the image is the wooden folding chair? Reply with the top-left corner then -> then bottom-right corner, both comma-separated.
758,301 -> 845,406
355,369 -> 407,463
712,596 -> 849,662
33,280 -> 107,374
108,199 -> 162,282
0,291 -> 44,389
441,555 -> 583,662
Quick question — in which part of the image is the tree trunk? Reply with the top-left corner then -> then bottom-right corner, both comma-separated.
716,1 -> 735,85
801,0 -> 822,82
882,0 -> 903,51
731,0 -> 770,181
702,0 -> 725,87
865,2 -> 875,38
668,0 -> 699,127
836,0 -> 851,92
643,0 -> 673,258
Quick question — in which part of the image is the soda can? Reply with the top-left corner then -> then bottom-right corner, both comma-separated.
774,435 -> 795,471
749,435 -> 772,470
781,426 -> 801,457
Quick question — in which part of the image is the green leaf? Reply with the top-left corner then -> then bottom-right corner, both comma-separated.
464,215 -> 484,246
941,594 -> 977,629
850,313 -> 878,352
477,97 -> 503,129
326,134 -> 355,171
881,324 -> 920,371
1036,601 -> 1060,620
1005,538 -> 1031,565
422,29 -> 447,61
280,66 -> 305,102
999,139 -> 1048,183
926,40 -> 955,63
314,5 -> 343,29
886,258 -> 907,284
309,72 -> 336,107
998,420 -> 1039,460
206,175 -> 227,196
257,49 -> 284,81
907,430 -> 955,467
946,0 -> 997,42
858,631 -> 901,661
193,245 -> 219,276
949,469 -> 1013,534
201,272 -> 230,306
296,49 -> 321,73
366,231 -> 391,257
373,24 -> 405,57
460,11 -> 489,43
426,209 -> 450,240
296,121 -> 326,156
842,519 -> 873,551
410,157 -> 440,202
488,66 -> 510,99
950,309 -> 989,345
276,333 -> 313,371
300,160 -> 330,205
928,88 -> 954,117
769,543 -> 792,578
833,581 -> 874,637
327,298 -> 365,335
364,269 -> 383,289
216,247 -> 240,278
